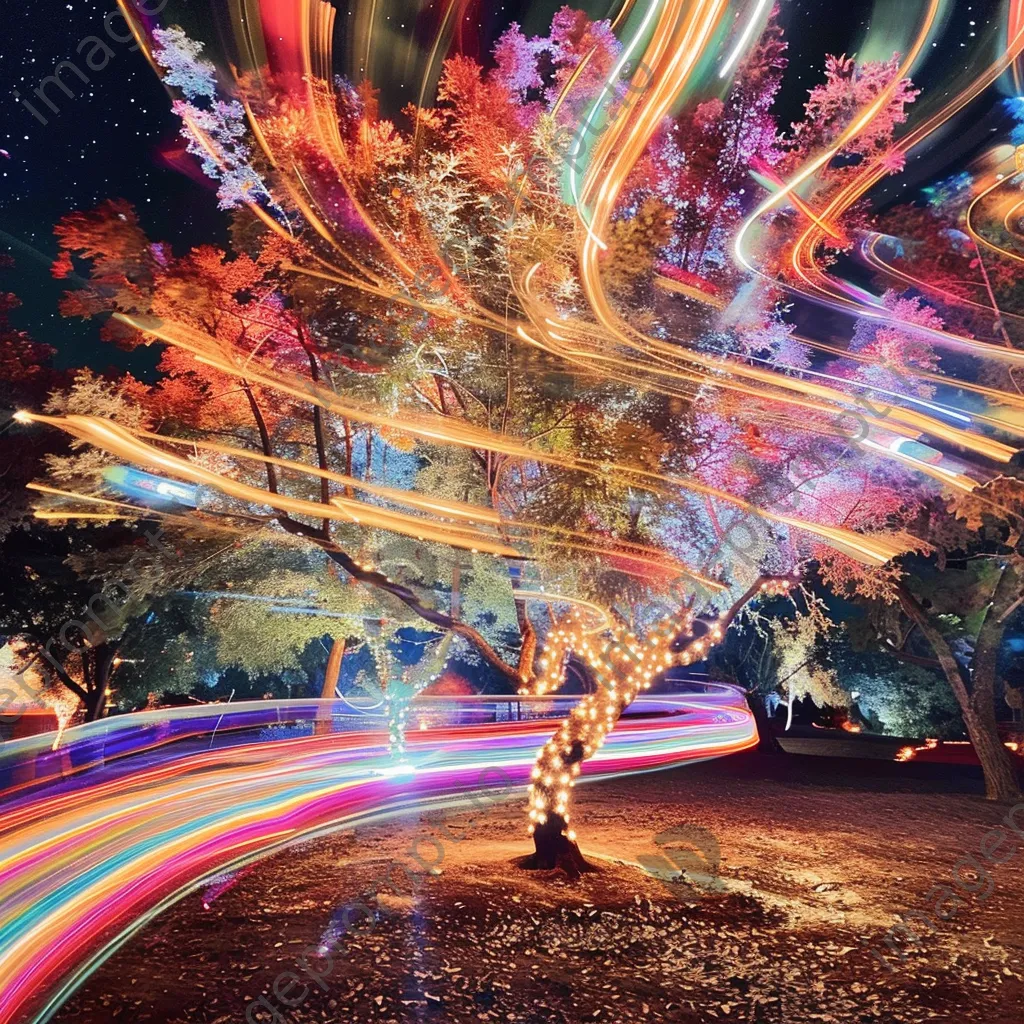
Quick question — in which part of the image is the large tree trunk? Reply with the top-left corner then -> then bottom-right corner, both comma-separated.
969,563 -> 1023,801
517,736 -> 597,876
964,704 -> 1021,802
898,584 -> 1020,802
517,653 -> 598,876
520,577 -> 793,872
520,811 -> 597,876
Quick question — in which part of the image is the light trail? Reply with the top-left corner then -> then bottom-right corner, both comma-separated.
859,232 -> 1024,330
132,429 -> 503,526
23,422 -> 724,592
965,159 -> 1024,266
567,0 -> 667,242
718,0 -> 771,79
790,323 -> 1024,415
732,0 -> 945,280
771,5 -> 1024,364
726,0 -> 1024,381
0,689 -> 755,1024
180,9 -> 1020,510
1013,0 -> 1024,92
519,263 -> 1020,465
25,398 -> 907,567
113,0 -> 1022,560
508,0 -> 1022,497
20,413 -> 520,559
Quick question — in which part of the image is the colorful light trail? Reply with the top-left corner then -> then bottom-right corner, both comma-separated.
0,688 -> 754,1024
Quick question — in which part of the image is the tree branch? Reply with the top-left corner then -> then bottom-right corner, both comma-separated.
294,313 -> 332,532
241,381 -> 279,495
275,516 -> 526,686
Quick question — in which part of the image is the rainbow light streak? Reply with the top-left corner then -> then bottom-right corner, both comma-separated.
0,690 -> 754,1024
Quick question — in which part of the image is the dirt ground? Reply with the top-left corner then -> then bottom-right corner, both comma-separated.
54,751 -> 1024,1024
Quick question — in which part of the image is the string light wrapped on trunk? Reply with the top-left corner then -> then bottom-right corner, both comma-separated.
522,576 -> 797,859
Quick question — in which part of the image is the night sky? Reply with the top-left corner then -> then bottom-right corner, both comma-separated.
1,1 -> 216,376
0,0 -> 1011,374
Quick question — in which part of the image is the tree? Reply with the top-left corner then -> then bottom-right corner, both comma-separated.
767,610 -> 845,731
786,53 -> 919,174
0,273 -> 123,724
0,519 -> 140,722
22,9 -> 1024,871
652,12 -> 787,278
0,263 -> 66,539
826,479 -> 1024,801
838,650 -> 962,739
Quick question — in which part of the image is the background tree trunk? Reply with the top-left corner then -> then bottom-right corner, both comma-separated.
898,584 -> 1021,802
81,641 -> 120,723
969,563 -> 1022,801
316,638 -> 346,736
451,560 -> 460,618
83,687 -> 107,722
745,689 -> 784,753
321,638 -> 345,699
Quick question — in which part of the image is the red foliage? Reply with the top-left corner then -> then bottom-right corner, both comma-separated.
436,55 -> 526,178
51,251 -> 73,280
654,262 -> 722,296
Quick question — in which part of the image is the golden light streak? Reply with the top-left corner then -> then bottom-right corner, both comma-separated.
113,312 -> 906,564
21,413 -> 519,559
775,4 -> 1024,361
33,511 -> 125,522
134,429 -> 501,526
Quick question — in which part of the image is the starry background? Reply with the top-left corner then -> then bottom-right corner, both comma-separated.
0,0 -> 1011,375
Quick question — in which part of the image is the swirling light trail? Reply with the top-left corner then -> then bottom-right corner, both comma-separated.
161,0 -> 1024,503
0,689 -> 754,1024
718,0 -> 771,79
23,405 -> 907,566
775,8 -> 1024,361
